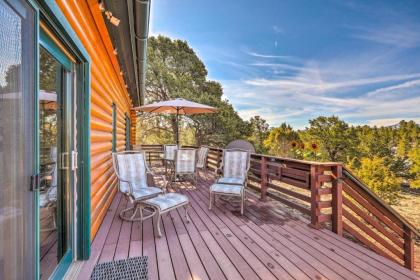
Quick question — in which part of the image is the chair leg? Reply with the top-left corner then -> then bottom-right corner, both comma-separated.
185,205 -> 190,223
241,193 -> 245,215
129,204 -> 139,220
139,205 -> 144,221
209,192 -> 213,210
155,212 -> 162,238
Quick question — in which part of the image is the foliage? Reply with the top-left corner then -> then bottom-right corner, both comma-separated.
39,47 -> 59,149
139,35 -> 249,146
408,147 -> 420,188
355,157 -> 401,204
304,116 -> 356,162
40,48 -> 58,92
247,116 -> 269,153
263,123 -> 299,157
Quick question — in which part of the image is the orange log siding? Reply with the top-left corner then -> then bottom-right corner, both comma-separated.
130,110 -> 137,146
56,0 -> 136,239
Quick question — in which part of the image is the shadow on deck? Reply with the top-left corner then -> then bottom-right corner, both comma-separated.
75,170 -> 418,280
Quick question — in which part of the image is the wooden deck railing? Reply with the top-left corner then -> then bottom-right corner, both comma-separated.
135,144 -> 419,270
340,167 -> 419,270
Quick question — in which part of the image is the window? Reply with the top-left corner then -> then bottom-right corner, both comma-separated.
125,113 -> 131,150
112,103 -> 116,152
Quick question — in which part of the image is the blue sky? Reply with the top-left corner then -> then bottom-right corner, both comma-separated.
150,0 -> 420,128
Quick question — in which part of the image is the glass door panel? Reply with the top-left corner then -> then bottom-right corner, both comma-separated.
0,0 -> 36,279
39,41 -> 73,279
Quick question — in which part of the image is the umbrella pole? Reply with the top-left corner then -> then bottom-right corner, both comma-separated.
176,108 -> 179,146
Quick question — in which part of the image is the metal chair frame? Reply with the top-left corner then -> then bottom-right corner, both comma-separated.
171,148 -> 198,188
196,146 -> 209,175
209,149 -> 251,215
163,144 -> 178,174
112,150 -> 167,222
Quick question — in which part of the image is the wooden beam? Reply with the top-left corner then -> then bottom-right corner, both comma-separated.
310,165 -> 321,229
331,165 -> 343,236
403,225 -> 414,270
260,156 -> 268,201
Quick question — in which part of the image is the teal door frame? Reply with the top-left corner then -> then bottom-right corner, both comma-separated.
39,28 -> 75,278
30,0 -> 91,279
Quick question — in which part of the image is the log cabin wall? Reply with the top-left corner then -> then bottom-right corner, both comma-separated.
56,0 -> 135,238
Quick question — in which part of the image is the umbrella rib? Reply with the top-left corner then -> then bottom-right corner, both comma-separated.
148,107 -> 161,113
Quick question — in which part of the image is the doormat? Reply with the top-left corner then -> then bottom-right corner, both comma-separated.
90,256 -> 148,280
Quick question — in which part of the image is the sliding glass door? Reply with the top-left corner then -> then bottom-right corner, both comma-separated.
39,28 -> 76,279
0,0 -> 37,279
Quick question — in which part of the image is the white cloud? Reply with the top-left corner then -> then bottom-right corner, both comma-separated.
366,79 -> 420,98
245,51 -> 294,60
368,117 -> 420,127
349,24 -> 420,48
220,56 -> 420,127
245,73 -> 420,94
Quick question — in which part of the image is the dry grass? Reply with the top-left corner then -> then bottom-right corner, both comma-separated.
392,190 -> 420,273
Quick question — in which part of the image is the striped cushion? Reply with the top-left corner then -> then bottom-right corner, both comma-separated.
210,183 -> 243,195
196,147 -> 209,168
164,145 -> 178,160
175,149 -> 196,173
144,193 -> 189,211
115,153 -> 148,193
132,187 -> 162,200
223,150 -> 249,179
217,177 -> 245,185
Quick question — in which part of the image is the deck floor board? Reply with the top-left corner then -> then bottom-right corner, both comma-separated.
76,170 -> 418,280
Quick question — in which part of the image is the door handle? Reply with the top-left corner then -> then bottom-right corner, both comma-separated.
60,152 -> 69,170
71,151 -> 78,170
30,173 -> 40,191
61,151 -> 78,170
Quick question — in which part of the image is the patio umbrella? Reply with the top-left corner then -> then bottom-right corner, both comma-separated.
133,98 -> 217,145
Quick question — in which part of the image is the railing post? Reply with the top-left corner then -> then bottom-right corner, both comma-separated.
403,225 -> 414,270
216,149 -> 221,169
260,156 -> 268,201
332,164 -> 343,236
310,165 -> 321,229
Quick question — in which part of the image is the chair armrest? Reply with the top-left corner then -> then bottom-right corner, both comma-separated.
116,177 -> 135,195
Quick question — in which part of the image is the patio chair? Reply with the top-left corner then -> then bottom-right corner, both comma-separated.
171,148 -> 198,188
209,149 -> 250,215
196,146 -> 209,174
163,144 -> 178,173
112,151 -> 165,222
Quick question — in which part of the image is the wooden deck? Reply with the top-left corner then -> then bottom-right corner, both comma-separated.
76,171 -> 418,280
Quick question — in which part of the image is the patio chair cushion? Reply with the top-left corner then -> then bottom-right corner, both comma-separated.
175,149 -> 196,173
164,145 -> 178,160
217,177 -> 245,185
196,147 -> 209,168
210,183 -> 243,195
223,150 -> 249,179
144,193 -> 189,212
132,187 -> 163,200
115,153 -> 149,193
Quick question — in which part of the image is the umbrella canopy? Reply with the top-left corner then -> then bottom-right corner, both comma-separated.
133,98 -> 217,145
133,98 -> 217,114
